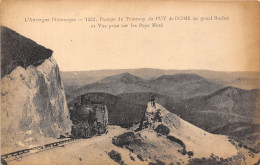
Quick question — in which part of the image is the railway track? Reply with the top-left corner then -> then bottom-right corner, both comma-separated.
1,138 -> 77,163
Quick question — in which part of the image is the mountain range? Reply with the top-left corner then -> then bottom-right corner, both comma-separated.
65,72 -> 224,102
61,68 -> 259,90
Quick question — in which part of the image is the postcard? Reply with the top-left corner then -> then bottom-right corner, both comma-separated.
1,0 -> 259,165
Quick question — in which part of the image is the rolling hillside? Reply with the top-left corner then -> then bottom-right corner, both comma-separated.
65,73 -> 155,102
170,87 -> 259,144
148,74 -> 224,100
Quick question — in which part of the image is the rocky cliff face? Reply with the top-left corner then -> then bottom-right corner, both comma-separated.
1,27 -> 72,151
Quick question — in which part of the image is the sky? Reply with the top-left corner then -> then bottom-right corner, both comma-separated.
1,0 -> 259,72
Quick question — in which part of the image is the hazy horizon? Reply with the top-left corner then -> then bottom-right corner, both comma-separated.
60,67 -> 260,73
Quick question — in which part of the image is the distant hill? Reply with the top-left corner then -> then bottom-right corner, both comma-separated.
148,74 -> 224,100
65,72 -> 224,102
150,74 -> 204,83
171,87 -> 259,133
61,68 -> 259,91
99,72 -> 144,84
65,73 -> 154,102
222,77 -> 260,90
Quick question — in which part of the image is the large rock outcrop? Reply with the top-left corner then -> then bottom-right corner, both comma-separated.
1,26 -> 72,152
117,103 -> 247,164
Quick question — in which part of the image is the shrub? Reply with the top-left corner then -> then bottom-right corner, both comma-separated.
137,154 -> 144,161
112,132 -> 136,147
129,154 -> 135,161
108,150 -> 122,163
155,124 -> 170,136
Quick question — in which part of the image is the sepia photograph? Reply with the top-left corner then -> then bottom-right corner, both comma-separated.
1,0 -> 260,165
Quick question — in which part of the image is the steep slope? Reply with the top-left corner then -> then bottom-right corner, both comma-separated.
112,103 -> 245,165
171,87 -> 259,138
1,27 -> 72,153
148,74 -> 224,99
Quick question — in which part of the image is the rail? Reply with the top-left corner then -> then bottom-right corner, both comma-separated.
1,138 -> 77,160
